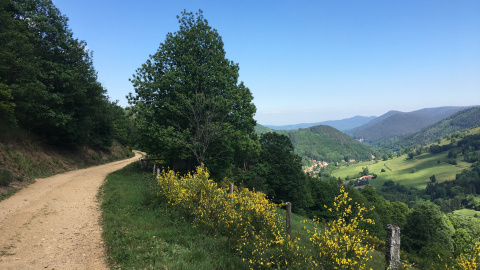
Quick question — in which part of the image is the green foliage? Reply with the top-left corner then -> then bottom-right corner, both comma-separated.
250,132 -> 310,212
0,0 -> 124,147
0,83 -> 15,125
0,169 -> 13,186
402,201 -> 454,254
128,10 -> 256,179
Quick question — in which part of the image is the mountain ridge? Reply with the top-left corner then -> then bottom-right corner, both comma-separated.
262,115 -> 377,131
346,106 -> 472,145
385,106 -> 480,149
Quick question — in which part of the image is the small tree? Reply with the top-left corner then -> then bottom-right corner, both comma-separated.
430,174 -> 436,183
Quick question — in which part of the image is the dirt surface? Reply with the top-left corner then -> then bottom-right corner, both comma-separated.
0,151 -> 142,270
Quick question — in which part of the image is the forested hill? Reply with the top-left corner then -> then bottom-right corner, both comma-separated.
384,106 -> 480,150
276,125 -> 374,163
346,106 -> 470,145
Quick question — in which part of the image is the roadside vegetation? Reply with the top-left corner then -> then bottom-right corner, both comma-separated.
102,162 -> 391,269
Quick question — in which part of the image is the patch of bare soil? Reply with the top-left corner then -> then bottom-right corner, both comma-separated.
0,151 -> 141,269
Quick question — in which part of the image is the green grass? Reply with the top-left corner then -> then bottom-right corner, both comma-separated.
101,162 -> 395,269
101,162 -> 246,270
331,152 -> 470,190
453,208 -> 480,218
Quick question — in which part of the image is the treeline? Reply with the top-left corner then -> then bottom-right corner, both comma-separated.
0,0 -> 135,147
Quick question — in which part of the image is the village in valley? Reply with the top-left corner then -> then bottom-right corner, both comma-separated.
303,160 -> 329,174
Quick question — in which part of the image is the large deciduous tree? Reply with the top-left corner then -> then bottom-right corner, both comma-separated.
129,10 -> 257,179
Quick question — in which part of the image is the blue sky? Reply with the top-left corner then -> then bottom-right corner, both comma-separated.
53,0 -> 480,125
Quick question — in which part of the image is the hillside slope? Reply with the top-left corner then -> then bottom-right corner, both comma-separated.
0,132 -> 133,199
277,125 -> 374,163
388,106 -> 480,149
347,106 -> 470,144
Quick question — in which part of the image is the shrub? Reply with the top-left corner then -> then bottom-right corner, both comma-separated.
308,186 -> 375,269
156,165 -> 289,268
156,165 -> 376,269
439,242 -> 480,269
0,169 -> 14,187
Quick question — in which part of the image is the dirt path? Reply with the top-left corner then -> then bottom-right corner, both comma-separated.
0,151 -> 142,270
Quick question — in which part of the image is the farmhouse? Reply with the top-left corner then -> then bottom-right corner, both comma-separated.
358,175 -> 374,183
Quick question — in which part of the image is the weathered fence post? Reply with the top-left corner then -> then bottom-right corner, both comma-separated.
153,164 -> 156,175
286,202 -> 292,240
385,224 -> 401,270
229,183 -> 234,205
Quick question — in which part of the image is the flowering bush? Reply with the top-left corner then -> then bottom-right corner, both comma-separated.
156,166 -> 375,269
441,242 -> 480,270
307,186 -> 375,270
156,165 -> 289,268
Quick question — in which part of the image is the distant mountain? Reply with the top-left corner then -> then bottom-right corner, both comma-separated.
346,106 -> 470,145
388,106 -> 480,149
263,115 -> 377,131
276,125 -> 374,163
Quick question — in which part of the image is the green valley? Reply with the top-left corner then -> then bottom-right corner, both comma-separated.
331,126 -> 480,190
331,152 -> 469,190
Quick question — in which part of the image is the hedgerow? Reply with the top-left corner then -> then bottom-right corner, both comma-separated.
156,165 -> 375,269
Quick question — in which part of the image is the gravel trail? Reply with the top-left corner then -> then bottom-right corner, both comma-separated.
0,151 -> 142,269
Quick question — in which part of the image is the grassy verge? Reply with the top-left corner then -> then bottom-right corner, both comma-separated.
100,162 -> 246,269
101,162 -> 392,269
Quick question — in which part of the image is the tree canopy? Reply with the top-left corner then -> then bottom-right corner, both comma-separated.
129,10 -> 257,179
0,0 -> 130,147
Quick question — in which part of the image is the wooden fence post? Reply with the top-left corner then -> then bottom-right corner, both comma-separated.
385,224 -> 401,270
153,164 -> 156,175
229,183 -> 234,194
286,202 -> 292,240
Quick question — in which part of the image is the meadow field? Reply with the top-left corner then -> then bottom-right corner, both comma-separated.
453,208 -> 480,218
331,152 -> 470,190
